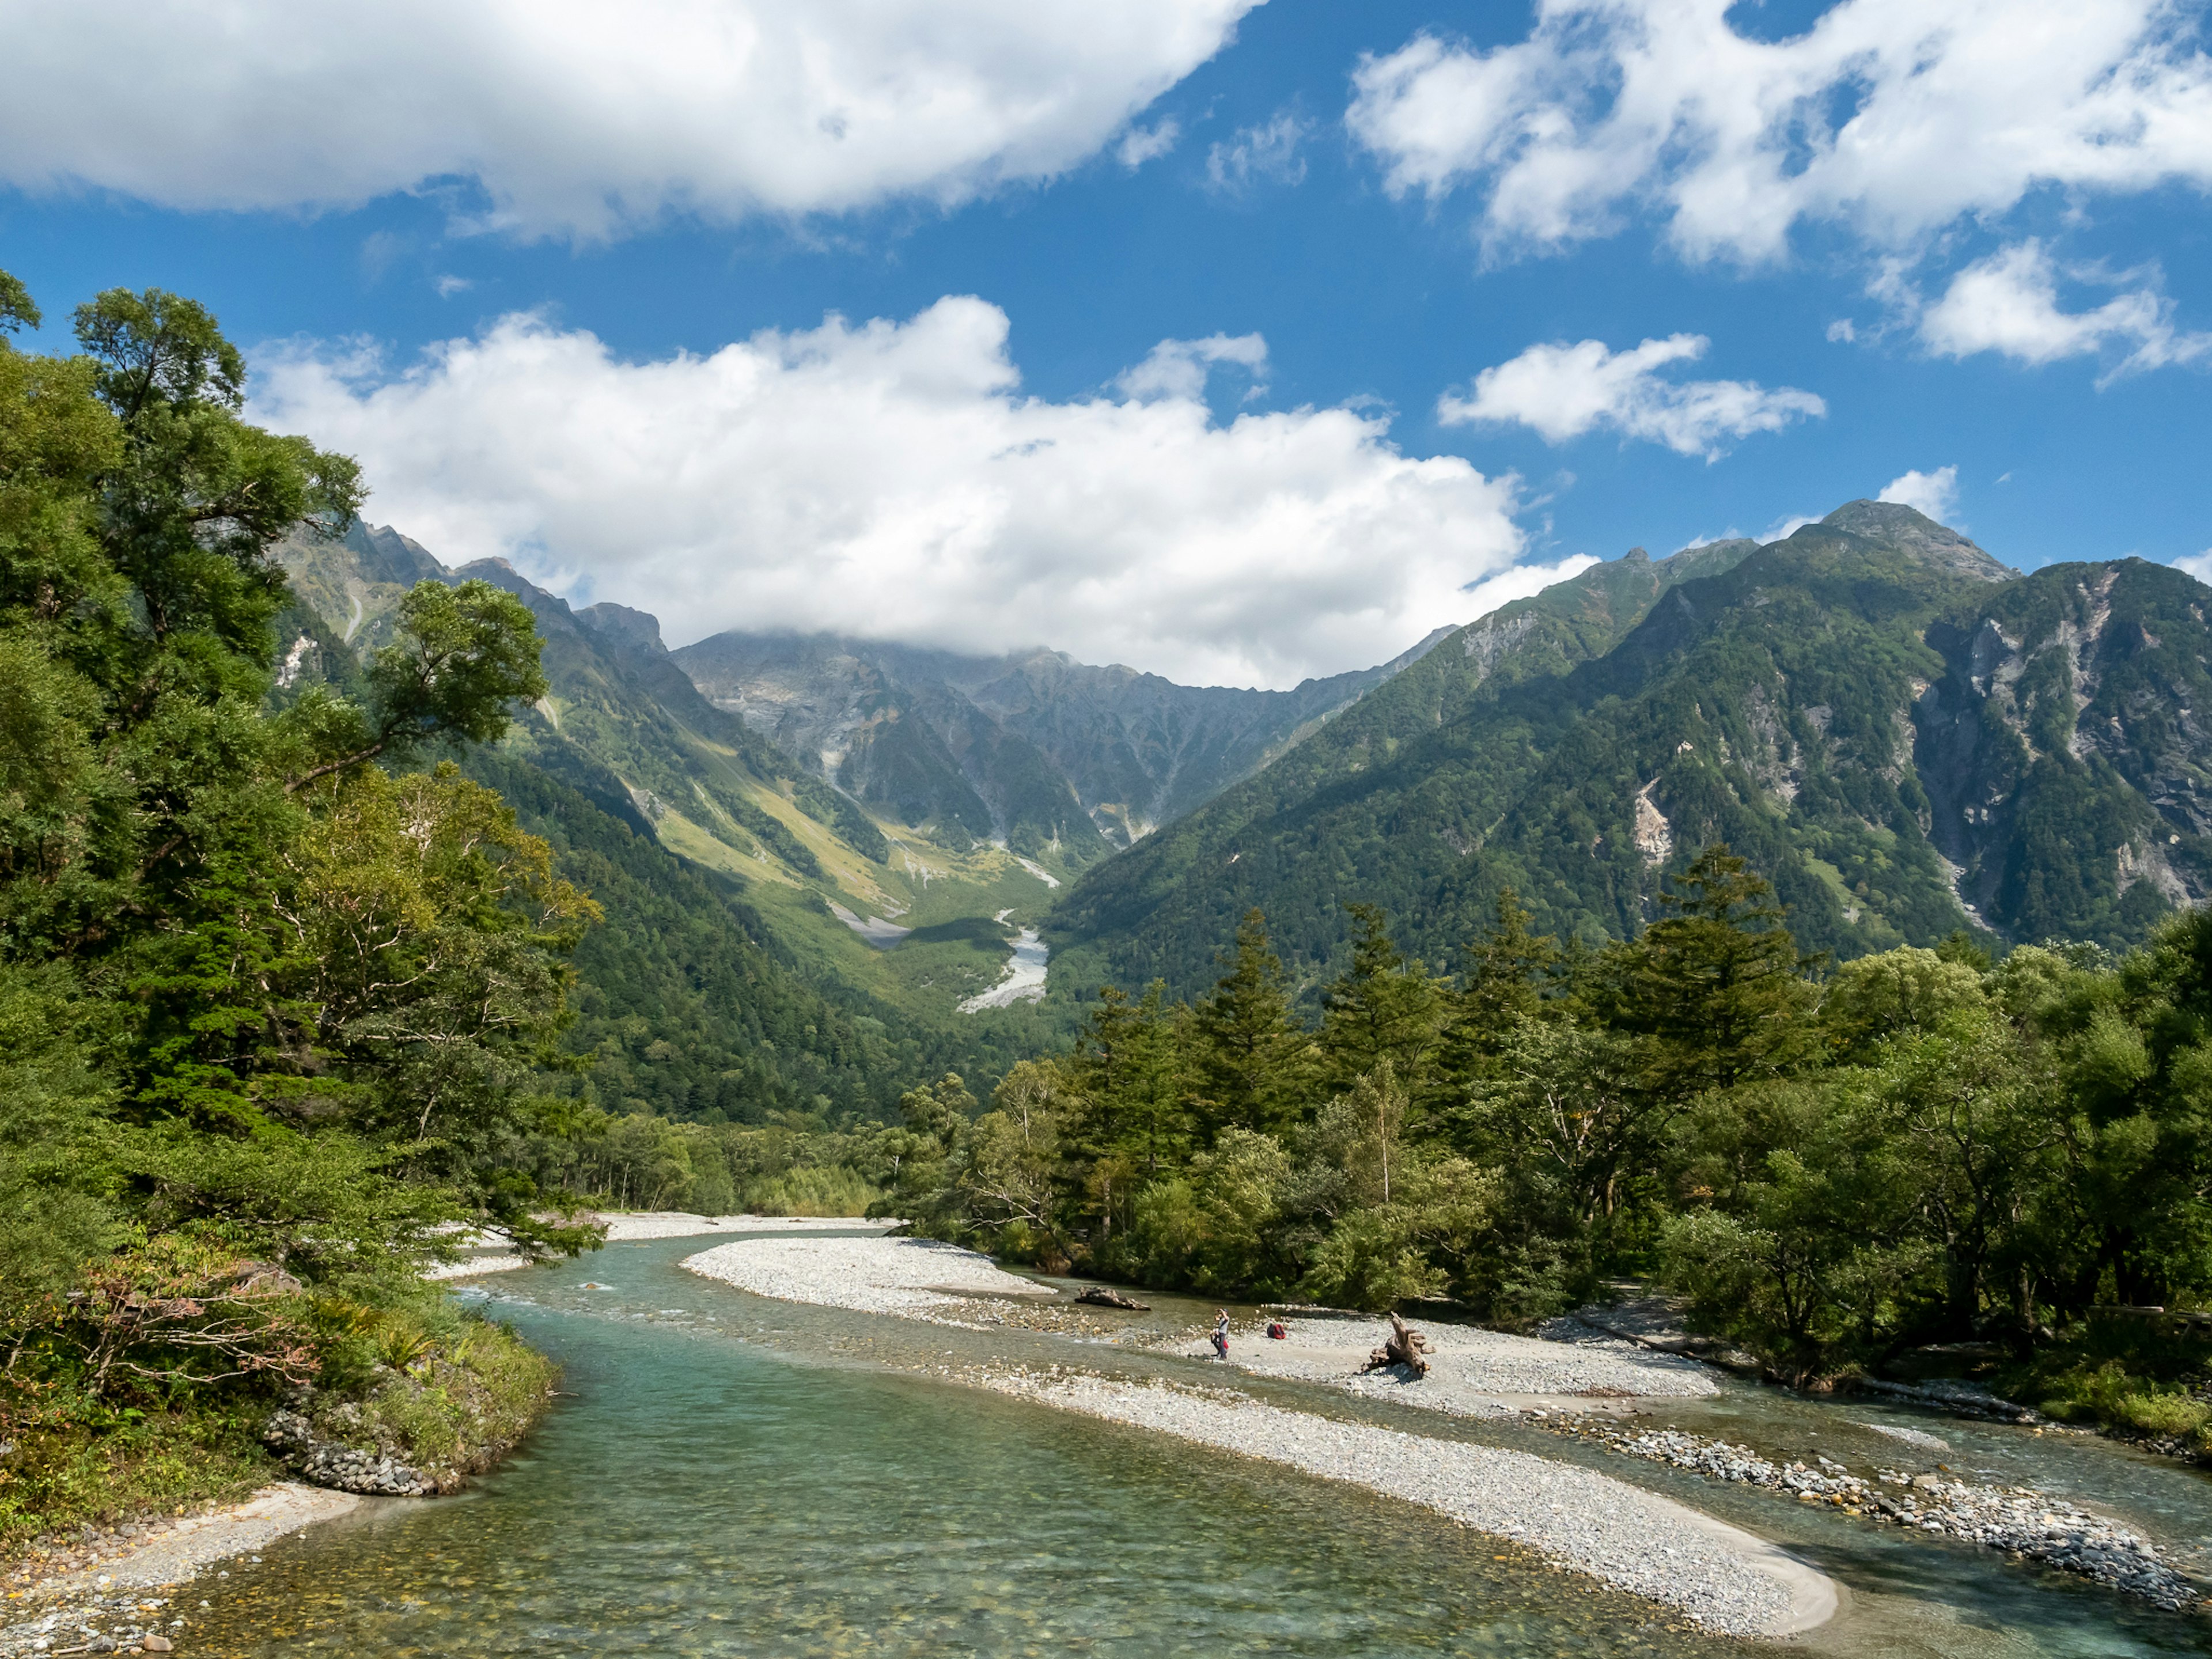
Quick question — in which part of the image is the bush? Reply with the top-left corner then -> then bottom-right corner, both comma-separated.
748,1164 -> 877,1217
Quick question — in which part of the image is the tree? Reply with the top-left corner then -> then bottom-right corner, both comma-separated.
1603,844 -> 1817,1098
1318,904 -> 1444,1094
1186,909 -> 1315,1142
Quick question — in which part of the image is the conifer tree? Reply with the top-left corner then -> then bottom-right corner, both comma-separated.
1187,909 -> 1315,1142
1318,903 -> 1444,1094
1432,888 -> 1563,1104
1604,844 -> 1817,1097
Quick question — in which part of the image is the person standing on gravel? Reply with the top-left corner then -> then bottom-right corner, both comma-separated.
1211,1309 -> 1230,1361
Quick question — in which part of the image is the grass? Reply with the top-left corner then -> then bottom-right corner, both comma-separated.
1999,1316 -> 2212,1449
307,1308 -> 557,1488
1,1299 -> 558,1550
745,1165 -> 879,1217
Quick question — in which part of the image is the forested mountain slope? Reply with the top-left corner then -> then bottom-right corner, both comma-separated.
274,529 -> 1069,1110
1050,502 -> 2212,998
673,627 -> 1448,856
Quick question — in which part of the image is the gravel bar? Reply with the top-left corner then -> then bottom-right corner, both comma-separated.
1216,1315 -> 1718,1411
980,1371 -> 1836,1638
1547,1419 -> 2196,1611
683,1236 -> 1052,1314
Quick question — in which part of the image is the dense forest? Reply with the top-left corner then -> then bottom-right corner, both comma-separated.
0,271 -> 631,1537
862,851 -> 2212,1437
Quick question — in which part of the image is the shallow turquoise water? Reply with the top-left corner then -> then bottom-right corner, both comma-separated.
184,1236 -> 2212,1658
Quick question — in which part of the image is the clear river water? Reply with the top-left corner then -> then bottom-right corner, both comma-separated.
184,1232 -> 2212,1658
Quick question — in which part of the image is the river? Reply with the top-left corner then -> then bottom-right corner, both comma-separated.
182,1233 -> 2212,1657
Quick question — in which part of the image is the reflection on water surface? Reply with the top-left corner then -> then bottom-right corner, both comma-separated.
186,1236 -> 2212,1658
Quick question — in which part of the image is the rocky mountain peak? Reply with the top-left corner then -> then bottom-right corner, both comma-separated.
1815,500 -> 2015,583
577,602 -> 668,658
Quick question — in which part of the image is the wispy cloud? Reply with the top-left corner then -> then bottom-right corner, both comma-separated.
1346,0 -> 2212,266
1117,119 -> 1180,170
1440,335 -> 1824,461
1918,241 -> 2210,382
1206,111 -> 1310,194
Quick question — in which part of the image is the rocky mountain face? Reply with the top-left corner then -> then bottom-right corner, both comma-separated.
1049,502 -> 2212,999
672,630 -> 1448,863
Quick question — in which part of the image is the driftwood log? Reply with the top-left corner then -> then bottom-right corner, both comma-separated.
1074,1287 -> 1152,1310
1361,1312 -> 1430,1377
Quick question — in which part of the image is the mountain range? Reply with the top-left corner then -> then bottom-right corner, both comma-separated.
1050,501 -> 2212,999
277,499 -> 2212,1097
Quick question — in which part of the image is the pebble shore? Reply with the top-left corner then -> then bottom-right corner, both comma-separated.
980,1370 -> 1836,1638
1,1484 -> 360,1658
683,1235 -> 1051,1313
1544,1419 -> 2198,1611
1219,1315 -> 1719,1411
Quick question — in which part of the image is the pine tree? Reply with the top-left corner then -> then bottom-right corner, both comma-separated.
1604,844 -> 1817,1097
1318,903 -> 1444,1093
1187,909 -> 1315,1142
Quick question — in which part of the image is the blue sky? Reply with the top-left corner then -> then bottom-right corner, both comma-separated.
2,0 -> 2207,686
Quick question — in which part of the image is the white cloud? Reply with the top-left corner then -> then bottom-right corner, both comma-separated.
251,298 -> 1537,690
1880,465 -> 1960,521
1763,513 -> 1819,541
1437,334 -> 1825,459
1461,554 -> 1602,618
2175,550 -> 2212,585
1919,240 -> 2212,378
1345,0 -> 2212,264
0,0 -> 1259,239
433,275 -> 473,299
1825,319 -> 1857,344
1115,333 -> 1270,400
1117,119 -> 1182,170
1206,111 -> 1311,192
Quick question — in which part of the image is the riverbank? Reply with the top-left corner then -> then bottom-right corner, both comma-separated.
0,1483 -> 366,1658
680,1236 -> 1838,1635
981,1370 -> 1836,1638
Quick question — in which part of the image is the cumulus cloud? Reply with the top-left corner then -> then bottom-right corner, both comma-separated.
0,0 -> 1257,238
1880,465 -> 1960,522
1919,241 -> 2212,378
1437,335 -> 1825,459
1206,111 -> 1312,192
1115,333 -> 1270,400
251,299 -> 1541,690
1345,0 -> 2212,264
2175,550 -> 2212,585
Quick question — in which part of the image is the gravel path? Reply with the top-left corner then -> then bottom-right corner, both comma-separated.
2,1484 -> 363,1657
684,1236 -> 1052,1314
1214,1315 -> 1718,1413
980,1371 -> 1835,1638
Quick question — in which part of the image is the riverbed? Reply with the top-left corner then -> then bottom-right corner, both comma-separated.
173,1233 -> 2212,1657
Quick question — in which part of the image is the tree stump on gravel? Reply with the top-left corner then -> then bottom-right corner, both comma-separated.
1362,1312 -> 1430,1377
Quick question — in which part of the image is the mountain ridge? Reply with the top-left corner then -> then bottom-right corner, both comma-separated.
1046,501 -> 2203,1002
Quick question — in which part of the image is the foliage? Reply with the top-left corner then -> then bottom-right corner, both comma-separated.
0,267 -> 582,1531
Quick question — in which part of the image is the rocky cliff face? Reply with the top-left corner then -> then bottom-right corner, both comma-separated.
1916,558 -> 2212,944
672,628 -> 1451,859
